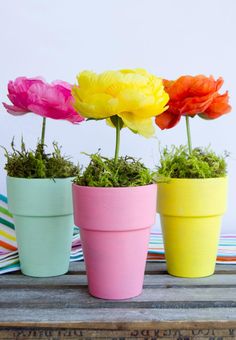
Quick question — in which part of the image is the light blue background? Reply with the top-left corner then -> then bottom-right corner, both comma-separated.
0,0 -> 235,232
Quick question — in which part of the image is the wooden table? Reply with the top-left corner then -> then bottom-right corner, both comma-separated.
0,262 -> 236,339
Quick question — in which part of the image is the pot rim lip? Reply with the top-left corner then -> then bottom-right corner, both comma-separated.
158,176 -> 228,182
72,182 -> 157,190
7,176 -> 75,181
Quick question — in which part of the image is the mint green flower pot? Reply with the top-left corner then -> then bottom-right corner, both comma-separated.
7,177 -> 74,277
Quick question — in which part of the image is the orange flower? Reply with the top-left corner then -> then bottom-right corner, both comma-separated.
155,75 -> 231,129
201,92 -> 231,119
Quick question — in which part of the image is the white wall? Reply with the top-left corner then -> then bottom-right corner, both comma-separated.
0,0 -> 235,232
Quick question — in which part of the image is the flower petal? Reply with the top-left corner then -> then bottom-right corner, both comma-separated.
119,112 -> 155,138
155,111 -> 181,130
200,91 -> 231,119
2,102 -> 29,115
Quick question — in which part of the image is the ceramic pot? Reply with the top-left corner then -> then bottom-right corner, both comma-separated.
157,178 -> 228,278
7,177 -> 74,277
73,184 -> 157,299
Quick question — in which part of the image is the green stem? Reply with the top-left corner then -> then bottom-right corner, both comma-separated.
185,115 -> 192,154
114,117 -> 121,163
41,117 -> 46,147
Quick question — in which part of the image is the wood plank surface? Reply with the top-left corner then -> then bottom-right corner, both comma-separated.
7,262 -> 236,274
1,263 -> 236,339
2,273 -> 236,287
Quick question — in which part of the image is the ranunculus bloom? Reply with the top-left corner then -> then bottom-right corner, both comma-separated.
155,75 -> 231,129
3,77 -> 44,115
72,69 -> 169,137
3,77 -> 84,124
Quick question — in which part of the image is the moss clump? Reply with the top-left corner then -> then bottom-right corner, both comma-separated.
74,153 -> 154,187
3,139 -> 78,179
157,145 -> 228,179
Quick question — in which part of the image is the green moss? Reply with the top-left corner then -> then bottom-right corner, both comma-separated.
74,153 -> 154,187
156,145 -> 228,180
3,139 -> 78,179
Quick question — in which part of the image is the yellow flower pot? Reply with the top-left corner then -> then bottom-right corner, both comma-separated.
157,178 -> 228,278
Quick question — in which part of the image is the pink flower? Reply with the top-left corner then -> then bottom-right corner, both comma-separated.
3,77 -> 44,115
3,77 -> 84,124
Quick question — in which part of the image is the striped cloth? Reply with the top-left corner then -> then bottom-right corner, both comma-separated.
0,194 -> 19,274
147,232 -> 236,264
1,194 -> 236,274
0,194 -> 17,251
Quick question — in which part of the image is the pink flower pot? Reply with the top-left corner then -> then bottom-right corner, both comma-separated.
72,184 -> 157,300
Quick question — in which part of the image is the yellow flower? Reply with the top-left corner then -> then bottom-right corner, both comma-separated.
72,69 -> 169,137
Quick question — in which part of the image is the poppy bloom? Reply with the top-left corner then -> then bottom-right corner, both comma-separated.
155,75 -> 231,130
3,77 -> 84,124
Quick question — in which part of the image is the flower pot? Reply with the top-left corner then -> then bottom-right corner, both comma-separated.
157,178 -> 228,278
72,184 -> 157,300
7,176 -> 74,277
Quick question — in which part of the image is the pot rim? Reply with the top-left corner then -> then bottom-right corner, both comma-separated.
72,182 -> 157,190
158,176 -> 228,182
7,176 -> 75,181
